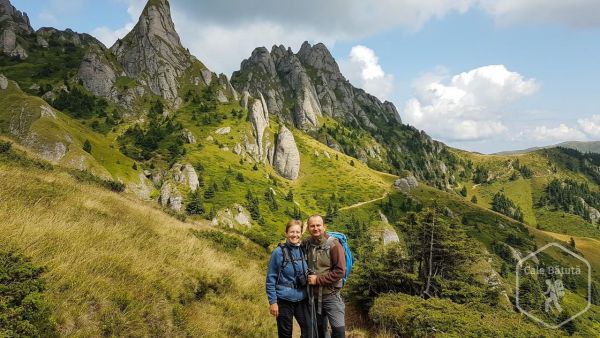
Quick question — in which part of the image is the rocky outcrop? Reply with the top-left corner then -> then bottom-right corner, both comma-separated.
159,181 -> 183,211
272,125 -> 300,180
248,95 -> 269,161
394,176 -> 419,193
215,126 -> 231,135
35,28 -> 103,48
1,28 -> 27,59
240,91 -> 250,110
170,163 -> 200,192
578,197 -> 600,223
232,41 -> 402,131
212,204 -> 252,228
229,42 -> 471,191
182,129 -> 196,144
232,45 -> 323,130
382,228 -> 400,245
0,73 -> 7,90
110,0 -> 207,104
0,0 -> 33,34
77,46 -> 117,99
0,0 -> 32,59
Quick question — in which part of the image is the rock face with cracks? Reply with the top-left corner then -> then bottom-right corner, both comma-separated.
272,125 -> 300,180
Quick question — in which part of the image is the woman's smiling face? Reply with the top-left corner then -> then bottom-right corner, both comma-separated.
286,224 -> 302,244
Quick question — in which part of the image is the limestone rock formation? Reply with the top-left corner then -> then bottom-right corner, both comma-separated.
159,181 -> 183,211
0,0 -> 32,59
0,0 -> 32,33
382,228 -> 400,246
215,127 -> 231,135
170,163 -> 200,192
272,125 -> 300,180
77,46 -> 117,99
232,41 -> 403,131
248,95 -> 269,161
212,204 -> 252,228
110,0 -> 208,103
0,73 -> 7,90
35,28 -> 103,48
232,45 -> 323,130
229,42 -> 472,190
578,197 -> 600,223
394,176 -> 419,193
182,129 -> 196,144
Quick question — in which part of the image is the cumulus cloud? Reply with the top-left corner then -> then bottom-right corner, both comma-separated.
87,0 -> 474,75
479,0 -> 600,29
530,124 -> 588,142
339,45 -> 394,101
87,0 -> 600,75
403,65 -> 539,141
577,115 -> 600,137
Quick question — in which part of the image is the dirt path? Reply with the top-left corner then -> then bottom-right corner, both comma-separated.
340,192 -> 389,211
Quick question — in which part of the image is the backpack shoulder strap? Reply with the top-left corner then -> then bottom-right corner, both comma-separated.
324,236 -> 336,250
279,243 -> 291,266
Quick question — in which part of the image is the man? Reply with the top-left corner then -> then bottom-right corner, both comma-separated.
304,215 -> 346,338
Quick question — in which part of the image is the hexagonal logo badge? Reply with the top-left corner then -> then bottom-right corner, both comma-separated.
516,242 -> 591,329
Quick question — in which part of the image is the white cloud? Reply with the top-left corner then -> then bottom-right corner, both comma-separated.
403,65 -> 539,141
531,124 -> 588,142
577,115 -> 600,137
86,0 -> 600,75
479,0 -> 600,29
339,45 -> 395,101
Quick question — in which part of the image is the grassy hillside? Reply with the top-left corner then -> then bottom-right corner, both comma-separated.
0,78 -> 139,182
0,143 -> 276,337
451,148 -> 600,240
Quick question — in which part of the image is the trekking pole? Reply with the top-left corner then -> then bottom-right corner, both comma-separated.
308,285 -> 318,338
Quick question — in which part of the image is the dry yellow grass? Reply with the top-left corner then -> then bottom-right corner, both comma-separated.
0,152 -> 276,337
529,227 -> 600,279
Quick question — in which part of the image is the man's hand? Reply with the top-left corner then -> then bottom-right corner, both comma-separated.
270,303 -> 279,317
308,275 -> 318,285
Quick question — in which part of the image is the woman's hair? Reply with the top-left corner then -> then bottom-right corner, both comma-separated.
285,219 -> 303,233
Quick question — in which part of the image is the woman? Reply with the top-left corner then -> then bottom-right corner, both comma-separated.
266,219 -> 311,338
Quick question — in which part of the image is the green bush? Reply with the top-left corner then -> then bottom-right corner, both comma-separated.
370,293 -> 556,337
0,249 -> 57,337
190,230 -> 242,251
0,141 -> 12,153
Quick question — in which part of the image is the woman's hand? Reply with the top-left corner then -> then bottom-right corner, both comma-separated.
270,303 -> 279,317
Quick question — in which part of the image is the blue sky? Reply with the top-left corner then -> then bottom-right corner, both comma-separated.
10,0 -> 600,153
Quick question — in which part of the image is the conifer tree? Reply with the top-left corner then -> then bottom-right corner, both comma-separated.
186,190 -> 204,215
204,183 -> 215,199
83,139 -> 92,153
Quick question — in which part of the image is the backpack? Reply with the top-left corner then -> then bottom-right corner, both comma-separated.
326,231 -> 353,286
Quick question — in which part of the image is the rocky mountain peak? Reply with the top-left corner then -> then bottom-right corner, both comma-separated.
136,0 -> 183,51
296,41 -> 340,75
0,0 -> 32,33
241,47 -> 276,78
0,0 -> 32,59
110,0 -> 198,103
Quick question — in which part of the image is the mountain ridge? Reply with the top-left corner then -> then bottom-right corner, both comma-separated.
495,140 -> 600,155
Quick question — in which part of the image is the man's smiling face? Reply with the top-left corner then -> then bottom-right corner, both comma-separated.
308,215 -> 326,238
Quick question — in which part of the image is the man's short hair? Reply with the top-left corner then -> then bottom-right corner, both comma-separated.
307,214 -> 324,225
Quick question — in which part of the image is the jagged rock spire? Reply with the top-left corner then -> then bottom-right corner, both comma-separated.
232,41 -> 402,131
110,0 -> 197,103
0,0 -> 33,33
0,0 -> 33,59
